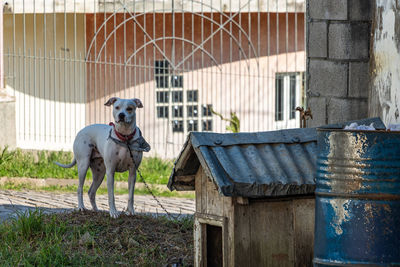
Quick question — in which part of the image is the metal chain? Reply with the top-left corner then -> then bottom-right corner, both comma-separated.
126,145 -> 180,220
136,168 -> 180,220
126,144 -> 187,266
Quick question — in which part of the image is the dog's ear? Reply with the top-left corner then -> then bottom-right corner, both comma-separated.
104,97 -> 118,106
132,98 -> 143,108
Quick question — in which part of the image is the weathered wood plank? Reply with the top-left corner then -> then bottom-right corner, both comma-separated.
249,201 -> 294,267
206,176 -> 223,216
194,217 -> 202,267
233,203 -> 251,267
293,198 -> 315,267
201,169 -> 207,214
196,213 -> 225,226
195,168 -> 203,213
222,193 -> 233,267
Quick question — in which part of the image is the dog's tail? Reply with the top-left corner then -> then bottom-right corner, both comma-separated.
54,158 -> 77,168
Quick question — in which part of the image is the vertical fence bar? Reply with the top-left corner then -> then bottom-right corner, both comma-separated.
103,0 -> 106,122
39,49 -> 43,143
304,0 -> 307,108
182,0 -> 186,146
119,55 -> 122,99
28,48 -> 31,142
238,0 -> 242,126
12,0 -> 16,98
64,0 -> 67,143
80,52 -> 83,134
53,0 -> 57,144
41,0 -> 46,144
74,0 -> 77,138
93,0 -> 97,123
0,2 -> 3,90
3,0 -> 307,155
143,0 -> 147,114
152,0 -> 156,148
248,0 -> 251,132
275,0 -> 279,130
285,0 -> 289,129
218,0 -> 222,133
22,0 -> 26,141
209,0 -> 213,135
123,0 -> 126,96
229,0 -> 232,128
295,0 -> 298,77
148,58 -> 151,143
257,0 -> 260,131
113,0 -> 117,99
109,55 -> 112,114
58,49 -> 62,144
17,48 -> 21,141
132,0 -> 136,98
269,0 -> 273,130
33,0 -> 37,142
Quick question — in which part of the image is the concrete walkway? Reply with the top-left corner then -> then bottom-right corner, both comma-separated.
0,190 -> 195,222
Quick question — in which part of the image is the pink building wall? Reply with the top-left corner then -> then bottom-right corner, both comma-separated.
85,12 -> 305,157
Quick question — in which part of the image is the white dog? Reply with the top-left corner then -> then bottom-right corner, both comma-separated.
55,97 -> 150,218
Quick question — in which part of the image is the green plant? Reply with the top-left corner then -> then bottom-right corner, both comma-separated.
210,108 -> 240,133
0,210 -> 194,266
10,209 -> 45,240
0,146 -> 15,166
0,149 -> 80,179
0,149 -> 174,185
137,157 -> 174,184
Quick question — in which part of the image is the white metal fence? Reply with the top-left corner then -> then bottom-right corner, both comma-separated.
3,0 -> 306,158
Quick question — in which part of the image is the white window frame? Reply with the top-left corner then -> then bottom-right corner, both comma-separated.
275,72 -> 302,130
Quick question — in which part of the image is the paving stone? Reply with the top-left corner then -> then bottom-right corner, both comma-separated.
0,190 -> 195,222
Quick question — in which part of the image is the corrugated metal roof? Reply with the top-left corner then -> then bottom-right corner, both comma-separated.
167,117 -> 385,198
168,128 -> 318,198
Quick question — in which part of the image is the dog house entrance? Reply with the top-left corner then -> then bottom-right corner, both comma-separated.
206,224 -> 223,267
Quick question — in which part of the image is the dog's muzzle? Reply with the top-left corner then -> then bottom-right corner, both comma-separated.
118,113 -> 126,122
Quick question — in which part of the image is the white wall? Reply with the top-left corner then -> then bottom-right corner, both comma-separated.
370,0 -> 400,126
3,13 -> 86,150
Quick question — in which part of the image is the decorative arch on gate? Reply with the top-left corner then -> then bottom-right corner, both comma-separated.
85,0 -> 261,75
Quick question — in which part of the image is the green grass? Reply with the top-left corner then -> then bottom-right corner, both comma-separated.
0,209 -> 194,266
0,181 -> 195,199
0,147 -> 174,184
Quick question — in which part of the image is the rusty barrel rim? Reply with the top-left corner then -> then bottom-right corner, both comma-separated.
316,129 -> 400,196
317,128 -> 400,134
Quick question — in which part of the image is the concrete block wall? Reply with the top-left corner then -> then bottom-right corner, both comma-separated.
306,0 -> 372,127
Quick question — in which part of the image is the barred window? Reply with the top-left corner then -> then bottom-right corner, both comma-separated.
172,120 -> 184,132
187,120 -> 198,132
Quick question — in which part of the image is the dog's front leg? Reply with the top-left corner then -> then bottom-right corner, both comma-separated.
126,167 -> 137,215
106,168 -> 120,218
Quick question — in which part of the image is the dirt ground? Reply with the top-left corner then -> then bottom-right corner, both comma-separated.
53,211 -> 194,266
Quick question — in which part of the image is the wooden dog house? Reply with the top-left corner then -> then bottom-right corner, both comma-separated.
168,128 -> 317,267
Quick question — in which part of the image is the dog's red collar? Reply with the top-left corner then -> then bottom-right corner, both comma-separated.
109,122 -> 136,142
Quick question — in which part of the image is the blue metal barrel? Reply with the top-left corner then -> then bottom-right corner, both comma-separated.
314,129 -> 400,266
